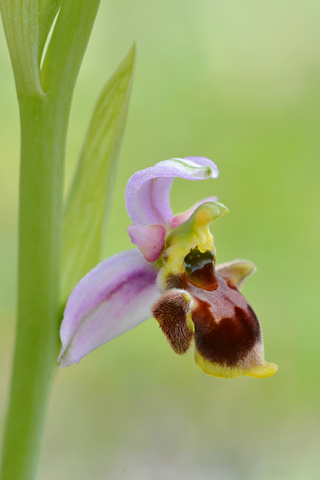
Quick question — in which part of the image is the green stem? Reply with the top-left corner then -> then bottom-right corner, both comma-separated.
0,92 -> 70,480
0,2 -> 101,478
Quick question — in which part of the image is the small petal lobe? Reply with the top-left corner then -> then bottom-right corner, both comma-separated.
127,223 -> 166,262
216,259 -> 256,289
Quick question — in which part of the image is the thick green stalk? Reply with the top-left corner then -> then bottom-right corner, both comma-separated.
0,92 -> 69,480
0,1 -> 102,478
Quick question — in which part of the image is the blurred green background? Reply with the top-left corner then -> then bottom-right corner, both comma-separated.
1,1 -> 320,479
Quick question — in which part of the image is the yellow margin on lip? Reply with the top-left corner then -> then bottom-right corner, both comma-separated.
194,350 -> 278,379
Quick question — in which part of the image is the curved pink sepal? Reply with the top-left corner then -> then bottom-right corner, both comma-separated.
127,223 -> 166,262
125,157 -> 219,226
58,249 -> 160,367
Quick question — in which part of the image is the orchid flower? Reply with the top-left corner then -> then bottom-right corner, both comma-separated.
58,157 -> 278,379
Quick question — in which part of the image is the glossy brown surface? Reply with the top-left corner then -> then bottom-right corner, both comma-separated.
181,249 -> 261,366
188,277 -> 261,366
184,248 -> 218,290
155,249 -> 261,364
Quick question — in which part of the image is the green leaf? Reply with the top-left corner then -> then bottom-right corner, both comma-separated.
61,44 -> 136,300
38,0 -> 62,65
40,0 -> 101,95
0,0 -> 41,95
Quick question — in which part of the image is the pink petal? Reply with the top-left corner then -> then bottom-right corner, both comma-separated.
172,196 -> 218,228
58,249 -> 160,367
127,223 -> 166,262
125,157 -> 219,226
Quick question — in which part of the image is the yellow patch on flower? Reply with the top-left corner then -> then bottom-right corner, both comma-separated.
195,350 -> 278,379
157,202 -> 228,290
